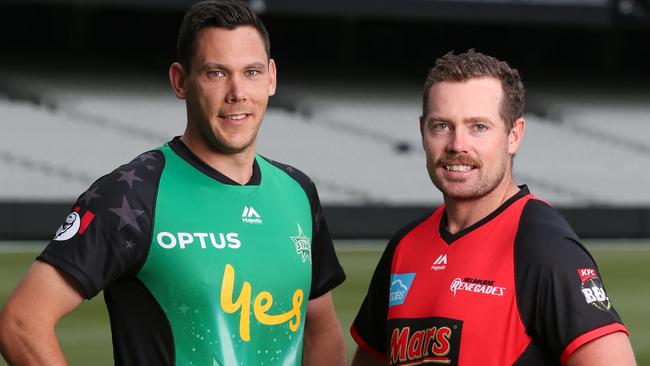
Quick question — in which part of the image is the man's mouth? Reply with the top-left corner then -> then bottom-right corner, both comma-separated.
444,165 -> 473,172
220,113 -> 248,120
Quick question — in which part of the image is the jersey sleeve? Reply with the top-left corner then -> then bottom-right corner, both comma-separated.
350,241 -> 393,359
307,183 -> 347,299
351,217 -> 427,359
514,199 -> 628,364
259,157 -> 346,299
37,150 -> 164,299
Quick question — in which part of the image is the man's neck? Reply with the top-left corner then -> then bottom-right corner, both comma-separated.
443,179 -> 520,234
180,133 -> 256,185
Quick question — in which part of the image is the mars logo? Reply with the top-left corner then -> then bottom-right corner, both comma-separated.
578,268 -> 611,311
387,317 -> 462,366
53,207 -> 95,241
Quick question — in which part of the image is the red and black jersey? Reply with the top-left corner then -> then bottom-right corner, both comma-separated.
351,186 -> 627,365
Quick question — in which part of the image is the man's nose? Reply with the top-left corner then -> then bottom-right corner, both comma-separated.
226,76 -> 246,103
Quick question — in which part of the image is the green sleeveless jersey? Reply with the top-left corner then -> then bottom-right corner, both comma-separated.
39,137 -> 346,365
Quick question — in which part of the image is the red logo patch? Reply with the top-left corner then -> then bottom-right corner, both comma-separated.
577,268 -> 597,283
73,206 -> 95,234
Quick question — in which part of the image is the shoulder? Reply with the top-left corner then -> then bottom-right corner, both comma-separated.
384,210 -> 437,257
519,199 -> 577,238
70,149 -> 166,232
259,155 -> 315,189
258,155 -> 320,206
93,150 -> 164,190
515,198 -> 593,269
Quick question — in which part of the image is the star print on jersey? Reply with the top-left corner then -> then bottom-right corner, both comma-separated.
80,187 -> 101,205
125,240 -> 136,249
138,151 -> 158,162
290,224 -> 312,263
109,196 -> 145,232
117,169 -> 143,189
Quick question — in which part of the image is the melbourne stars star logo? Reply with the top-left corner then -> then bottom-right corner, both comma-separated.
290,223 -> 312,263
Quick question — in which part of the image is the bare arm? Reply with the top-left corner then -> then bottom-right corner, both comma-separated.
0,261 -> 84,365
302,291 -> 347,366
566,331 -> 636,366
351,346 -> 385,366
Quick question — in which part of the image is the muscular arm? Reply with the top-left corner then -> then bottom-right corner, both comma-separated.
566,331 -> 636,366
302,291 -> 347,366
0,261 -> 84,365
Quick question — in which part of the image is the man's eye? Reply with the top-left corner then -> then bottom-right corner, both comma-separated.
432,122 -> 448,131
474,123 -> 488,132
207,70 -> 225,78
245,70 -> 259,77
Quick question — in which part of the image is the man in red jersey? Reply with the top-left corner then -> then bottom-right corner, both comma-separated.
350,50 -> 636,366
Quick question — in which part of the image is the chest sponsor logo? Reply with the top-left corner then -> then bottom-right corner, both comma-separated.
53,207 -> 95,241
450,277 -> 506,297
290,223 -> 312,263
431,254 -> 448,271
387,316 -> 462,366
156,232 -> 241,249
390,273 -> 416,307
220,263 -> 303,342
578,268 -> 611,311
241,206 -> 263,224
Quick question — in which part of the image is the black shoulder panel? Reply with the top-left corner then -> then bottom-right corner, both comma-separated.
38,149 -> 165,299
260,156 -> 347,299
514,199 -> 623,361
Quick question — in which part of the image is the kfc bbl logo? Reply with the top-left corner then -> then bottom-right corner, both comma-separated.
578,268 -> 611,311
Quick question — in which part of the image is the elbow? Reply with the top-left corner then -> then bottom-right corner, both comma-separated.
0,305 -> 37,357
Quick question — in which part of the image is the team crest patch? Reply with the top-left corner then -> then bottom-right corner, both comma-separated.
54,212 -> 81,241
389,273 -> 416,307
53,208 -> 95,241
578,268 -> 611,311
290,224 -> 311,263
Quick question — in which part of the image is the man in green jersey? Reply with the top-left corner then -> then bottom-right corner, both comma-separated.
0,1 -> 347,365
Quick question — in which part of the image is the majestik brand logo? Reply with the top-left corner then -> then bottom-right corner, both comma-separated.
388,317 -> 462,366
431,254 -> 447,271
241,206 -> 262,224
156,232 -> 241,249
450,277 -> 506,297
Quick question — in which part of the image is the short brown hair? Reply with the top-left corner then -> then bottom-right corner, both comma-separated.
177,0 -> 271,72
422,49 -> 524,130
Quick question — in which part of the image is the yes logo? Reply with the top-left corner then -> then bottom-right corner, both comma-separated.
220,264 -> 303,342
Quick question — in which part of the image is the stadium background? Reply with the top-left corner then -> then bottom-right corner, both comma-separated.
1,0 -> 649,364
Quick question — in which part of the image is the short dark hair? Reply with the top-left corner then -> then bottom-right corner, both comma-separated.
177,0 -> 271,71
422,49 -> 524,130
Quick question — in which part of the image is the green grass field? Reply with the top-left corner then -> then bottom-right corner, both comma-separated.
1,240 -> 649,365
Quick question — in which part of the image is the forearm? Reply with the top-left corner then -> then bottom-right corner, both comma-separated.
302,320 -> 347,366
0,312 -> 68,365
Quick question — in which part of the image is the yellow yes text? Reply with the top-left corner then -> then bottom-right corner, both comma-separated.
220,263 -> 303,342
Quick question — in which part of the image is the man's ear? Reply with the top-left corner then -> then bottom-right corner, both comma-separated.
508,117 -> 526,155
169,62 -> 188,99
268,58 -> 277,96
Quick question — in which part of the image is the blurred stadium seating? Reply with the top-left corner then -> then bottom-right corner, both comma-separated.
1,0 -> 649,238
2,67 -> 649,206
